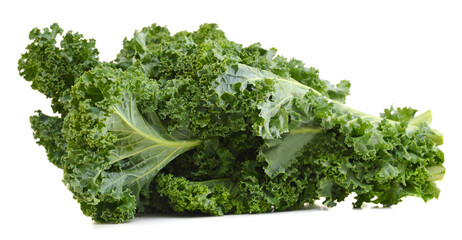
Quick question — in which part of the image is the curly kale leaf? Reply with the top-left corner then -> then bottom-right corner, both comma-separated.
293,125 -> 444,208
215,63 -> 323,139
18,23 -> 99,114
156,173 -> 233,216
62,66 -> 201,223
100,92 -> 202,202
30,110 -> 67,168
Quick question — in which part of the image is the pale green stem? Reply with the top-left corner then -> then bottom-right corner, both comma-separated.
426,165 -> 445,182
289,127 -> 323,135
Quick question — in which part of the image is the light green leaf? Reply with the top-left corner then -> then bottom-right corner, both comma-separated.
260,127 -> 321,178
100,93 -> 202,199
378,162 -> 400,182
215,64 -> 318,139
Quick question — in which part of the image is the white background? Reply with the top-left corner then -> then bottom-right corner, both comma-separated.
1,0 -> 461,239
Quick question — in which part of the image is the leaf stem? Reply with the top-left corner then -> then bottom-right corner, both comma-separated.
112,107 -> 202,148
289,127 -> 323,135
426,165 -> 445,181
199,178 -> 232,188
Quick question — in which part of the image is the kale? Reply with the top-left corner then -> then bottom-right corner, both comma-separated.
19,23 -> 445,223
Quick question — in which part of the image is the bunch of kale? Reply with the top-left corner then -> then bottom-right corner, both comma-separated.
19,23 -> 444,223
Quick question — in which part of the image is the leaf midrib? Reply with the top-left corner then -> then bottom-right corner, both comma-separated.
112,107 -> 202,149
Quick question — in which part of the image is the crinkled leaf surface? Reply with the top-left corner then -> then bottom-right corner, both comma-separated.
215,63 -> 318,139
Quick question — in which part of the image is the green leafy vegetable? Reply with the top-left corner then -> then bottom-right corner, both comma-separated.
19,23 -> 445,223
